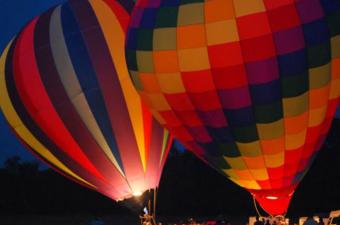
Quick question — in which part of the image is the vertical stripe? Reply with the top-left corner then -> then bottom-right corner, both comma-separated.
89,0 -> 148,174
49,6 -> 124,176
0,40 -> 95,188
61,2 -> 125,172
34,10 -> 131,197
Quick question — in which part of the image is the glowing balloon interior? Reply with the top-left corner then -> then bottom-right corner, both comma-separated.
0,0 -> 172,201
126,0 -> 340,215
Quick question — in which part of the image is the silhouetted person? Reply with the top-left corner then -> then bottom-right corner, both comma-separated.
255,217 -> 264,225
319,218 -> 325,225
303,217 -> 318,225
265,219 -> 271,225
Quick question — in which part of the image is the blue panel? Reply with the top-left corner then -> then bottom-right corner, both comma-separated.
278,49 -> 308,76
250,79 -> 282,105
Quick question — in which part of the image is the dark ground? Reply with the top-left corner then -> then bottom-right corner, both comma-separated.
0,120 -> 339,225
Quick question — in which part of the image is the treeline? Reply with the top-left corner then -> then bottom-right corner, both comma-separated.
0,120 -> 339,218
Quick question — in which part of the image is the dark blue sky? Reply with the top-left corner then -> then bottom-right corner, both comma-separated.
0,0 -> 66,165
0,0 -> 339,166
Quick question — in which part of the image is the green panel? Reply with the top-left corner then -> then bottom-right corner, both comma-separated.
181,0 -> 205,4
126,50 -> 137,71
307,41 -> 331,68
254,101 -> 283,123
281,72 -> 309,97
326,13 -> 340,37
129,71 -> 143,91
205,155 -> 231,170
137,28 -> 154,50
219,142 -> 241,157
155,7 -> 179,28
231,124 -> 259,143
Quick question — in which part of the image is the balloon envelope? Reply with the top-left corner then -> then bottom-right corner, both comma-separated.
126,0 -> 340,215
0,0 -> 172,201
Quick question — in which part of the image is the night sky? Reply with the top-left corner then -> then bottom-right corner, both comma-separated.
0,0 -> 339,167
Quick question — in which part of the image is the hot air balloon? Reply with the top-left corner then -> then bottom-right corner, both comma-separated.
0,0 -> 173,202
125,0 -> 340,215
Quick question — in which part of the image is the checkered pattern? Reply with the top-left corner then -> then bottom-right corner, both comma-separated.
126,0 -> 340,201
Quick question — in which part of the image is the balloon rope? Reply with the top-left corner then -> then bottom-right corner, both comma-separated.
153,188 -> 157,225
253,195 -> 264,218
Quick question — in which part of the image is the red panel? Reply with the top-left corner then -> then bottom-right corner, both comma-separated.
263,0 -> 294,10
189,126 -> 212,143
268,166 -> 284,180
267,4 -> 300,32
165,93 -> 195,111
285,147 -> 303,164
212,65 -> 248,89
176,110 -> 203,127
170,126 -> 194,142
208,42 -> 244,67
257,180 -> 272,189
241,34 -> 276,62
182,70 -> 216,93
160,111 -> 183,127
188,91 -> 222,111
237,13 -> 271,40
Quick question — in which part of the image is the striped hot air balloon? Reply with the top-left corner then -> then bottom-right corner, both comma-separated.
125,0 -> 340,215
0,0 -> 172,201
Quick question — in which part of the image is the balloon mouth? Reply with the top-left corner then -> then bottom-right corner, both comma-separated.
132,191 -> 143,197
265,196 -> 279,200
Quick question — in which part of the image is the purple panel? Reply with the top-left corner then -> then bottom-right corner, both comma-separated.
188,126 -> 212,143
218,86 -> 252,109
198,109 -> 228,128
246,57 -> 279,85
296,0 -> 324,24
274,26 -> 305,55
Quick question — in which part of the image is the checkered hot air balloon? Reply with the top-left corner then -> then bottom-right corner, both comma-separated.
0,0 -> 172,201
125,0 -> 340,215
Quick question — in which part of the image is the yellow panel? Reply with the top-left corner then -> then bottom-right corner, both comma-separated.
236,141 -> 262,157
243,155 -> 266,169
178,47 -> 210,71
205,0 -> 235,23
0,41 -> 95,189
233,0 -> 265,17
157,72 -> 186,94
150,109 -> 166,125
223,169 -> 239,179
330,79 -> 340,100
284,112 -> 308,135
309,63 -> 331,89
283,92 -> 308,117
224,156 -> 247,170
206,19 -> 239,45
136,51 -> 154,73
331,35 -> 340,58
235,170 -> 254,180
178,3 -> 204,26
285,129 -> 306,150
90,0 -> 147,170
260,137 -> 285,155
309,105 -> 327,127
230,178 -> 261,190
153,28 -> 177,50
309,85 -> 330,109
264,151 -> 284,168
257,119 -> 284,140
146,93 -> 171,111
250,168 -> 269,181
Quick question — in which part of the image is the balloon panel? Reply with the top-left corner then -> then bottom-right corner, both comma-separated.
126,0 -> 340,214
0,0 -> 172,201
